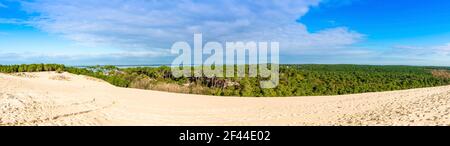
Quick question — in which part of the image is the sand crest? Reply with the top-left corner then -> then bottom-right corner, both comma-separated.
1,72 -> 450,126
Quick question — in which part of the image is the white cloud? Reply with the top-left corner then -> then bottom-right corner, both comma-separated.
0,49 -> 173,65
376,44 -> 450,66
392,44 -> 450,56
18,0 -> 364,54
433,44 -> 450,56
0,50 -> 171,59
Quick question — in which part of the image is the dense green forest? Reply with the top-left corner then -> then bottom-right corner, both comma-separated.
1,64 -> 450,97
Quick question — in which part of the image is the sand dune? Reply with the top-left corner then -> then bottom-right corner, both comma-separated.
1,72 -> 450,126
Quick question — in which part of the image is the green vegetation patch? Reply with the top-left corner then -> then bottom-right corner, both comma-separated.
1,64 -> 450,97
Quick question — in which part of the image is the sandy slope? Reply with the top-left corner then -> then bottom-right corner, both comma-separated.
1,72 -> 450,126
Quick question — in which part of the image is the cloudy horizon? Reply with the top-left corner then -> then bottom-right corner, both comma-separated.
1,0 -> 450,66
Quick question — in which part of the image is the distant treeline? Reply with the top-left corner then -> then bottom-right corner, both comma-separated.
0,64 -> 65,73
1,64 -> 450,97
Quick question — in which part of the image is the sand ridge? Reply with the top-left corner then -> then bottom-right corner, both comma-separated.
1,72 -> 450,126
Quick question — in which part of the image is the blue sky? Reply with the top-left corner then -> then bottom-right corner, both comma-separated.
1,0 -> 450,66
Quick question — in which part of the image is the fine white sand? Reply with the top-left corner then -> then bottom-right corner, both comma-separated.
1,72 -> 450,126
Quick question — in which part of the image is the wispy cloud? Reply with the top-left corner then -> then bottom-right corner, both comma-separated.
0,2 -> 7,8
17,0 -> 364,55
391,44 -> 450,57
0,18 -> 29,25
0,49 -> 173,65
370,43 -> 450,66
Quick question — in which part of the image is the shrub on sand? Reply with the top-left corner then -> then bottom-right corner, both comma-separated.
50,75 -> 71,81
